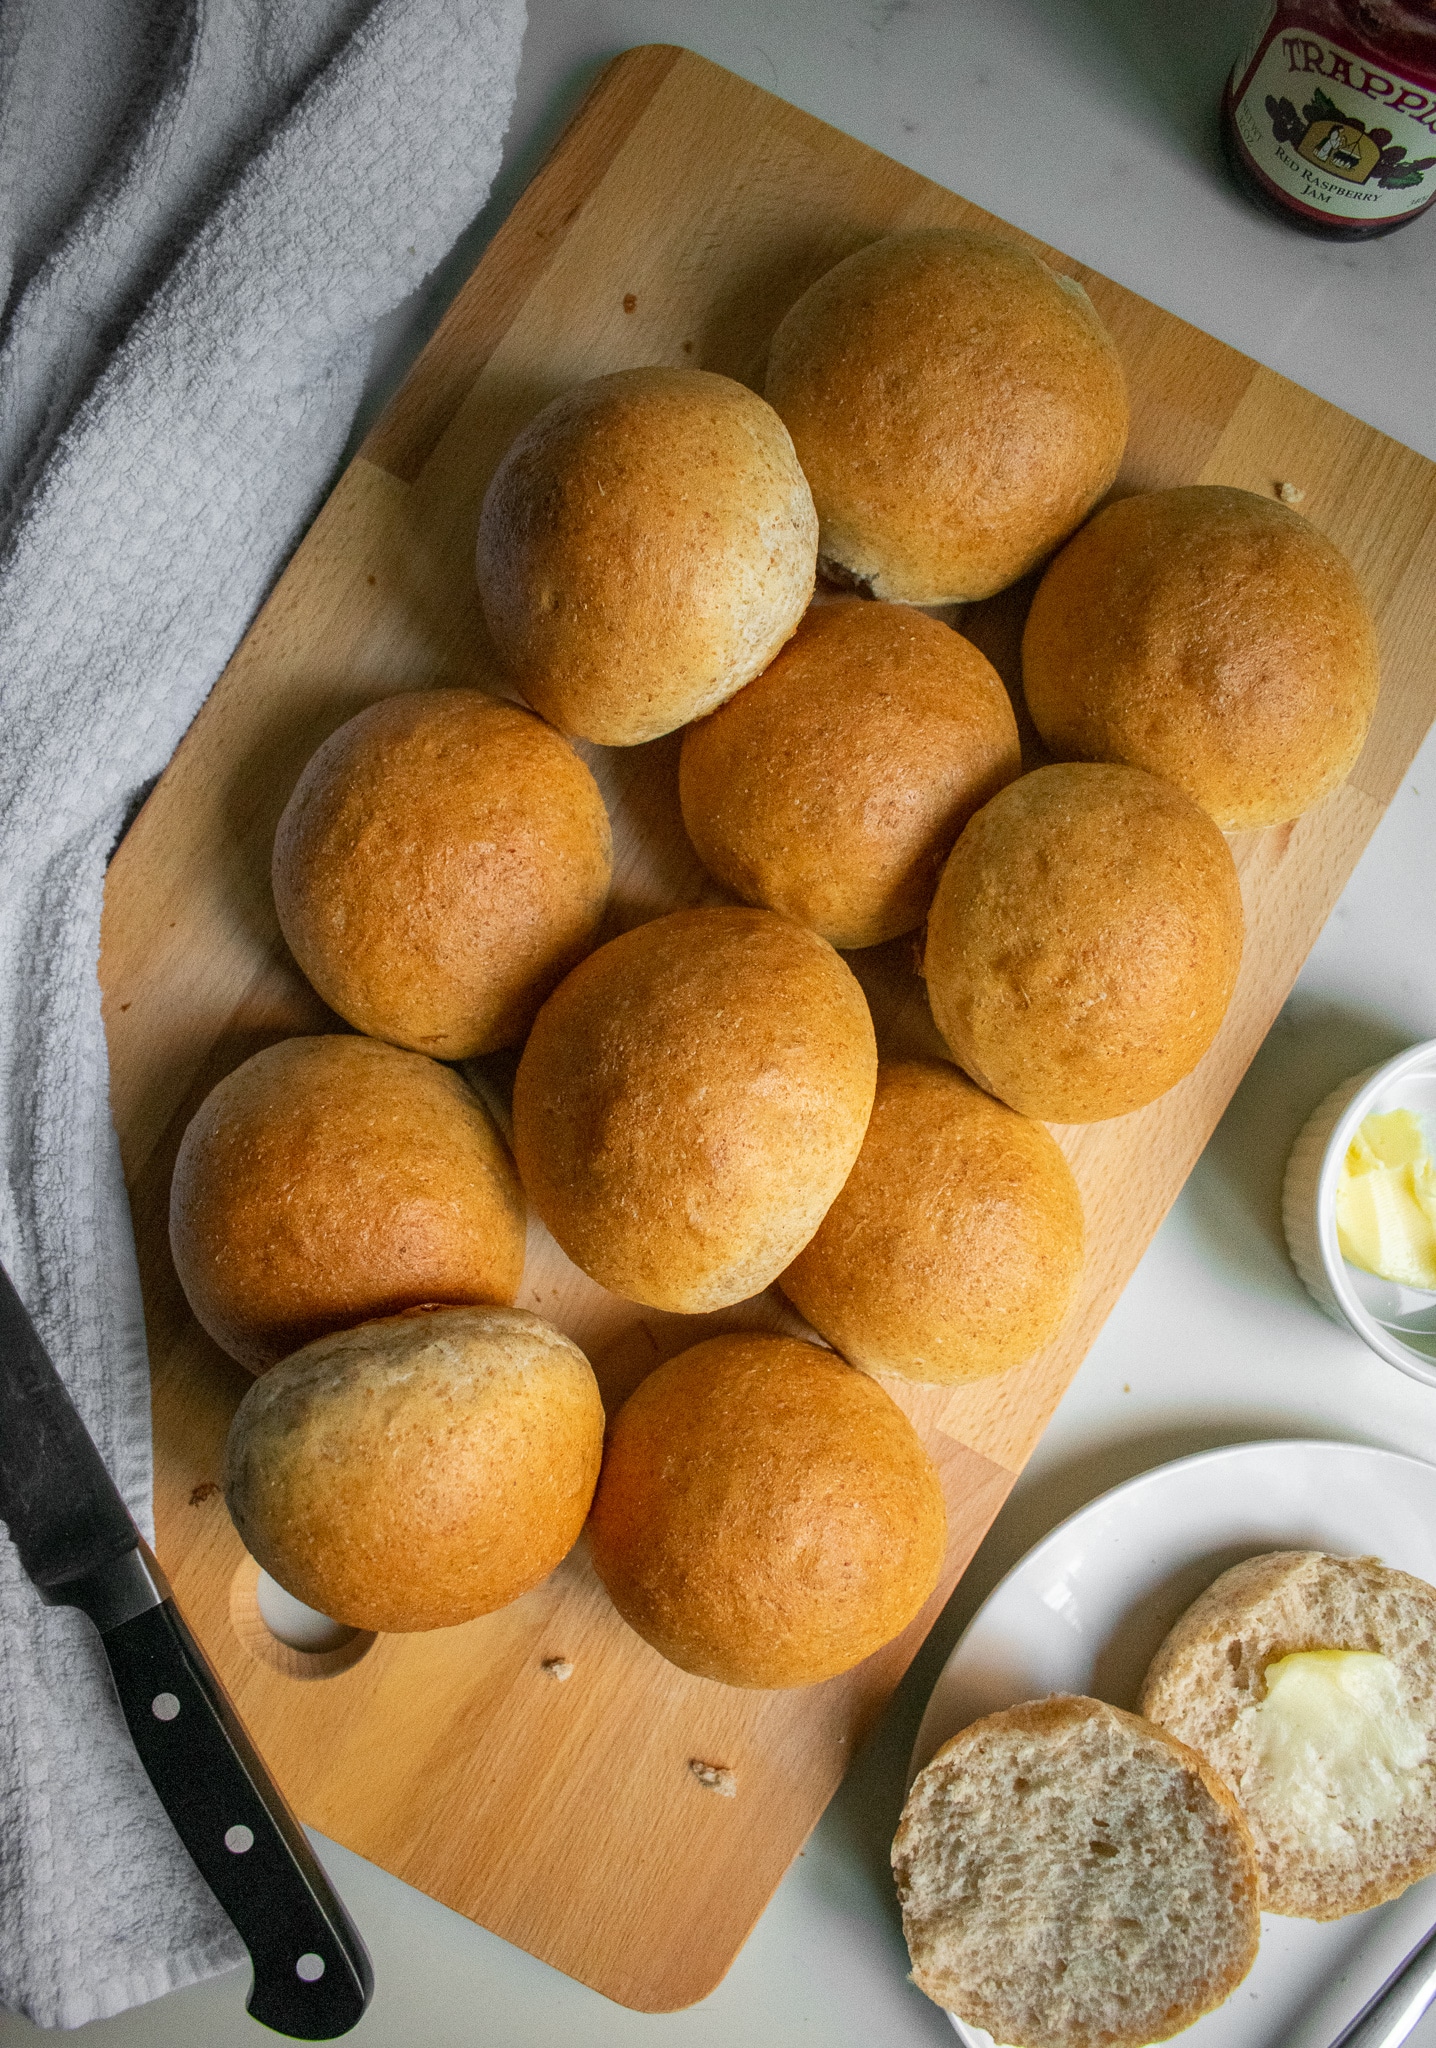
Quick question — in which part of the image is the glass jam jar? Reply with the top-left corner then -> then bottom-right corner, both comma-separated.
1222,1 -> 1436,237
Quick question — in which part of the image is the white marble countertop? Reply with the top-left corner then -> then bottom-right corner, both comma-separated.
6,2 -> 1434,2042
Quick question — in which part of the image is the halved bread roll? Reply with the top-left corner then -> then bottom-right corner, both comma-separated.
1140,1551 -> 1436,1918
893,1696 -> 1260,2048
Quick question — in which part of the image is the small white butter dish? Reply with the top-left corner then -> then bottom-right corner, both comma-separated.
1282,1039 -> 1436,1389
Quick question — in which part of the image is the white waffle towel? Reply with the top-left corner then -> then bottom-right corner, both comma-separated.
0,0 -> 524,2024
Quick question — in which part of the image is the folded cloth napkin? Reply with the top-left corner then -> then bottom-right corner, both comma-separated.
0,0 -> 524,2024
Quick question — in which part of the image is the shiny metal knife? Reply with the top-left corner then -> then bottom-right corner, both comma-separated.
1323,1917 -> 1436,2048
0,1258 -> 373,2040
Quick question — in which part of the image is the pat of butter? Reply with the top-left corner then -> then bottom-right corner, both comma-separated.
1335,1109 -> 1436,1291
1239,1649 -> 1426,1854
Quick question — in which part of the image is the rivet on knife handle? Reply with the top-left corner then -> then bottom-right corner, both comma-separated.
0,1260 -> 373,2039
100,1592 -> 372,2039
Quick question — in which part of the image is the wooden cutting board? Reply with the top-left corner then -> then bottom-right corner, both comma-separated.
98,43 -> 1436,2014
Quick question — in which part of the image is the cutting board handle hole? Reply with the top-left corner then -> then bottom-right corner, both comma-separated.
229,1556 -> 375,1680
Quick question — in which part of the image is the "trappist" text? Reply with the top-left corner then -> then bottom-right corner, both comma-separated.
1281,35 -> 1436,134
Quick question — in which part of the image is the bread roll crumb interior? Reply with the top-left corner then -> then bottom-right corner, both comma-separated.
893,1696 -> 1260,2048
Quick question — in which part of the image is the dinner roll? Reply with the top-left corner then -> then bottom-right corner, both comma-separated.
225,1306 -> 604,1632
273,690 -> 611,1059
1022,486 -> 1381,829
679,601 -> 1020,950
893,1696 -> 1260,2048
764,228 -> 1128,604
170,1035 -> 525,1372
1141,1552 -> 1436,1918
924,763 -> 1244,1123
782,1061 -> 1084,1383
476,368 -> 817,745
512,907 -> 876,1311
586,1332 -> 946,1687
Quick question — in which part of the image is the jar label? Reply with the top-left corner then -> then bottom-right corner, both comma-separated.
1231,19 -> 1436,222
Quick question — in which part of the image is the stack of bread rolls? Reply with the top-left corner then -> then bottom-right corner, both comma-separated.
166,224 -> 1380,1701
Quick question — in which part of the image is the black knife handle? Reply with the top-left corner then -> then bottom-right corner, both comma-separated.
100,1599 -> 373,2040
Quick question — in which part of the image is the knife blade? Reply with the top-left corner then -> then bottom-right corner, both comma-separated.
0,1258 -> 373,2040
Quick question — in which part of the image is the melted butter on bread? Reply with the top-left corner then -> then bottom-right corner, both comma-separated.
1240,1650 -> 1427,1854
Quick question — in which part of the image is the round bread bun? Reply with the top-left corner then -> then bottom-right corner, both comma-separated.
511,907 -> 877,1311
764,228 -> 1128,605
1022,486 -> 1381,829
781,1060 -> 1084,1384
924,762 -> 1244,1123
170,1035 -> 525,1372
678,601 -> 1020,950
224,1305 -> 604,1632
586,1332 -> 946,1688
1140,1551 -> 1436,1919
892,1696 -> 1260,2048
476,367 -> 817,746
272,690 -> 612,1059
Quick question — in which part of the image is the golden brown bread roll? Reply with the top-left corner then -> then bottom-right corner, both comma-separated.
511,907 -> 877,1312
924,763 -> 1244,1123
678,601 -> 1020,950
272,690 -> 612,1059
764,228 -> 1128,604
224,1305 -> 604,1632
1021,485 -> 1381,829
170,1035 -> 525,1372
782,1060 -> 1084,1383
586,1332 -> 946,1687
476,367 -> 818,745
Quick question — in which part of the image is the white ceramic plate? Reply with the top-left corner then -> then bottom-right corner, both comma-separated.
907,1440 -> 1436,2048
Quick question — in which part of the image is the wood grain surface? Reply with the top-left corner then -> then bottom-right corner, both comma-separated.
98,44 -> 1436,2013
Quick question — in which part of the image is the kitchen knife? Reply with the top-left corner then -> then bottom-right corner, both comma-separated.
0,1258 -> 373,2040
1323,1917 -> 1436,2048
